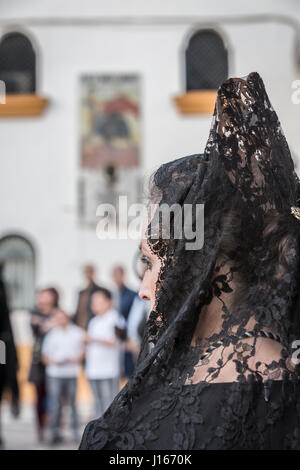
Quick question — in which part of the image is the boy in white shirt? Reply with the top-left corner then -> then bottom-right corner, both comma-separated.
84,288 -> 126,418
42,309 -> 85,444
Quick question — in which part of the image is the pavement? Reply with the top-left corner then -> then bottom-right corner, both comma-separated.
1,401 -> 92,450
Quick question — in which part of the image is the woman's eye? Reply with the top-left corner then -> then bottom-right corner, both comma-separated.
141,255 -> 152,271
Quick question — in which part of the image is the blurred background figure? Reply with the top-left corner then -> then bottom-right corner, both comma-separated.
42,309 -> 85,445
126,295 -> 149,362
0,264 -> 19,449
73,264 -> 104,330
28,287 -> 59,442
111,265 -> 137,381
84,288 -> 126,419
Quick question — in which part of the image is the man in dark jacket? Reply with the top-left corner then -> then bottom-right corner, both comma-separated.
73,264 -> 104,330
112,265 -> 137,380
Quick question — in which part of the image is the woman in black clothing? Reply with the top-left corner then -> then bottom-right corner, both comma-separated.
79,72 -> 300,450
0,264 -> 19,448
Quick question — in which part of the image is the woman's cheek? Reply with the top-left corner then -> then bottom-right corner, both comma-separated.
150,261 -> 162,303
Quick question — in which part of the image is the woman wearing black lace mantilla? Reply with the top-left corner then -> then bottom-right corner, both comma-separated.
79,72 -> 300,450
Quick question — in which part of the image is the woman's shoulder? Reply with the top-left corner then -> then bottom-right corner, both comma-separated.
78,419 -> 98,450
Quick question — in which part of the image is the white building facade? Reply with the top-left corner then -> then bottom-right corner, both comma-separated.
0,0 -> 300,319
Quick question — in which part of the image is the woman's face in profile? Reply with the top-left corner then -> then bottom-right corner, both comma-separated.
138,215 -> 162,311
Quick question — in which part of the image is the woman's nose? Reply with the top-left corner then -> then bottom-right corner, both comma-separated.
138,279 -> 151,301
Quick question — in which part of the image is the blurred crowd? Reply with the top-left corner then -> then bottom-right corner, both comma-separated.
0,263 -> 149,447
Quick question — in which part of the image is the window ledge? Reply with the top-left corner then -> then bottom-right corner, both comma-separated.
0,94 -> 49,117
173,90 -> 217,115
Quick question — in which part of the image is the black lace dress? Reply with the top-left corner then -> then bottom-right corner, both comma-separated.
79,332 -> 300,451
79,376 -> 300,450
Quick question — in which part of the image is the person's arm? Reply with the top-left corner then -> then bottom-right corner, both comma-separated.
83,320 -> 118,347
40,316 -> 57,334
99,337 -> 117,346
42,354 -> 60,366
66,351 -> 85,363
41,332 -> 55,364
85,334 -> 117,347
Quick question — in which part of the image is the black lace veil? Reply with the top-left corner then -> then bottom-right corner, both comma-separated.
81,71 -> 300,450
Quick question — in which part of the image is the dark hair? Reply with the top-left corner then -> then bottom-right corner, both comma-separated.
93,287 -> 112,301
216,206 -> 299,312
39,287 -> 60,308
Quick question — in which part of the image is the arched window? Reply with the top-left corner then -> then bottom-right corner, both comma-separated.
185,29 -> 228,91
0,32 -> 36,94
0,235 -> 35,310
